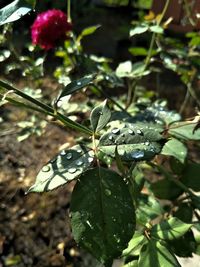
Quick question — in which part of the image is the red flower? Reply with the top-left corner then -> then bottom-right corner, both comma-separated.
31,9 -> 72,50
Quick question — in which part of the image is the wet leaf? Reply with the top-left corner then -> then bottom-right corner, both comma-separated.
70,167 -> 135,266
90,100 -> 111,133
27,145 -> 94,193
57,73 -> 97,102
99,124 -> 164,161
151,217 -> 192,241
0,0 -> 35,26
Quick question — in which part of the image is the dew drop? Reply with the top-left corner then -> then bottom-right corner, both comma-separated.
131,151 -> 144,159
88,157 -> 94,163
76,160 -> 84,166
66,153 -> 73,160
77,81 -> 81,86
145,141 -> 150,146
77,149 -> 82,153
60,150 -> 66,155
109,135 -> 114,141
50,158 -> 56,163
105,189 -> 111,196
99,111 -> 103,115
128,129 -> 135,135
68,168 -> 77,174
42,165 -> 51,172
112,128 -> 120,134
86,220 -> 93,229
136,129 -> 144,136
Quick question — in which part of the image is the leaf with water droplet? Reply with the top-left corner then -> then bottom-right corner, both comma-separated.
70,167 -> 135,266
56,73 -> 97,103
0,0 -> 36,26
27,144 -> 94,193
99,125 -> 165,161
90,100 -> 111,133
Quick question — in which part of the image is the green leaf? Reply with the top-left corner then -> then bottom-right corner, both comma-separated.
56,73 -> 97,102
180,163 -> 200,192
99,125 -> 164,161
169,122 -> 200,140
123,231 -> 147,257
116,61 -> 132,78
136,194 -> 164,224
151,217 -> 192,241
0,0 -> 35,26
150,179 -> 183,200
138,240 -> 181,267
161,138 -> 187,163
90,100 -> 111,133
77,25 -> 101,43
27,145 -> 94,193
70,167 -> 136,266
122,260 -> 138,267
130,25 -> 148,37
129,47 -> 148,56
149,25 -> 164,34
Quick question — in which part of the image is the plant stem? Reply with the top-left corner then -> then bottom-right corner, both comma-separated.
144,0 -> 170,68
179,87 -> 190,115
0,80 -> 92,135
67,0 -> 71,23
187,82 -> 200,109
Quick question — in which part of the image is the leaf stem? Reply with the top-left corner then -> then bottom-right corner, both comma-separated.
0,80 -> 92,135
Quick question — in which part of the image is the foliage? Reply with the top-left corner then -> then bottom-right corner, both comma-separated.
0,0 -> 200,266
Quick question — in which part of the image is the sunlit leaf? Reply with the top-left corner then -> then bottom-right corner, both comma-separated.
138,240 -> 181,267
99,124 -> 164,161
90,100 -> 111,133
151,217 -> 192,241
161,138 -> 187,163
0,0 -> 35,26
27,145 -> 94,193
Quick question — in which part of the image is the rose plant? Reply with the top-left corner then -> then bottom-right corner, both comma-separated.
1,1 -> 200,267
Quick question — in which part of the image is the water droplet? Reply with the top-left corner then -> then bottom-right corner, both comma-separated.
42,165 -> 51,172
86,220 -> 93,229
66,153 -> 73,160
121,133 -> 125,137
105,75 -> 110,80
136,129 -> 144,136
88,157 -> 94,163
77,149 -> 82,153
131,151 -> 144,159
99,111 -> 103,115
128,129 -> 135,135
60,150 -> 66,155
112,128 -> 120,134
77,81 -> 81,86
145,141 -> 150,146
105,189 -> 111,196
50,158 -> 56,163
68,168 -> 77,174
109,135 -> 114,141
76,160 -> 83,166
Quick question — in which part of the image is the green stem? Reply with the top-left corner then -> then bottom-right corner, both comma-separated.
179,87 -> 190,115
67,0 -> 71,23
144,0 -> 171,68
0,80 -> 92,135
187,82 -> 200,109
